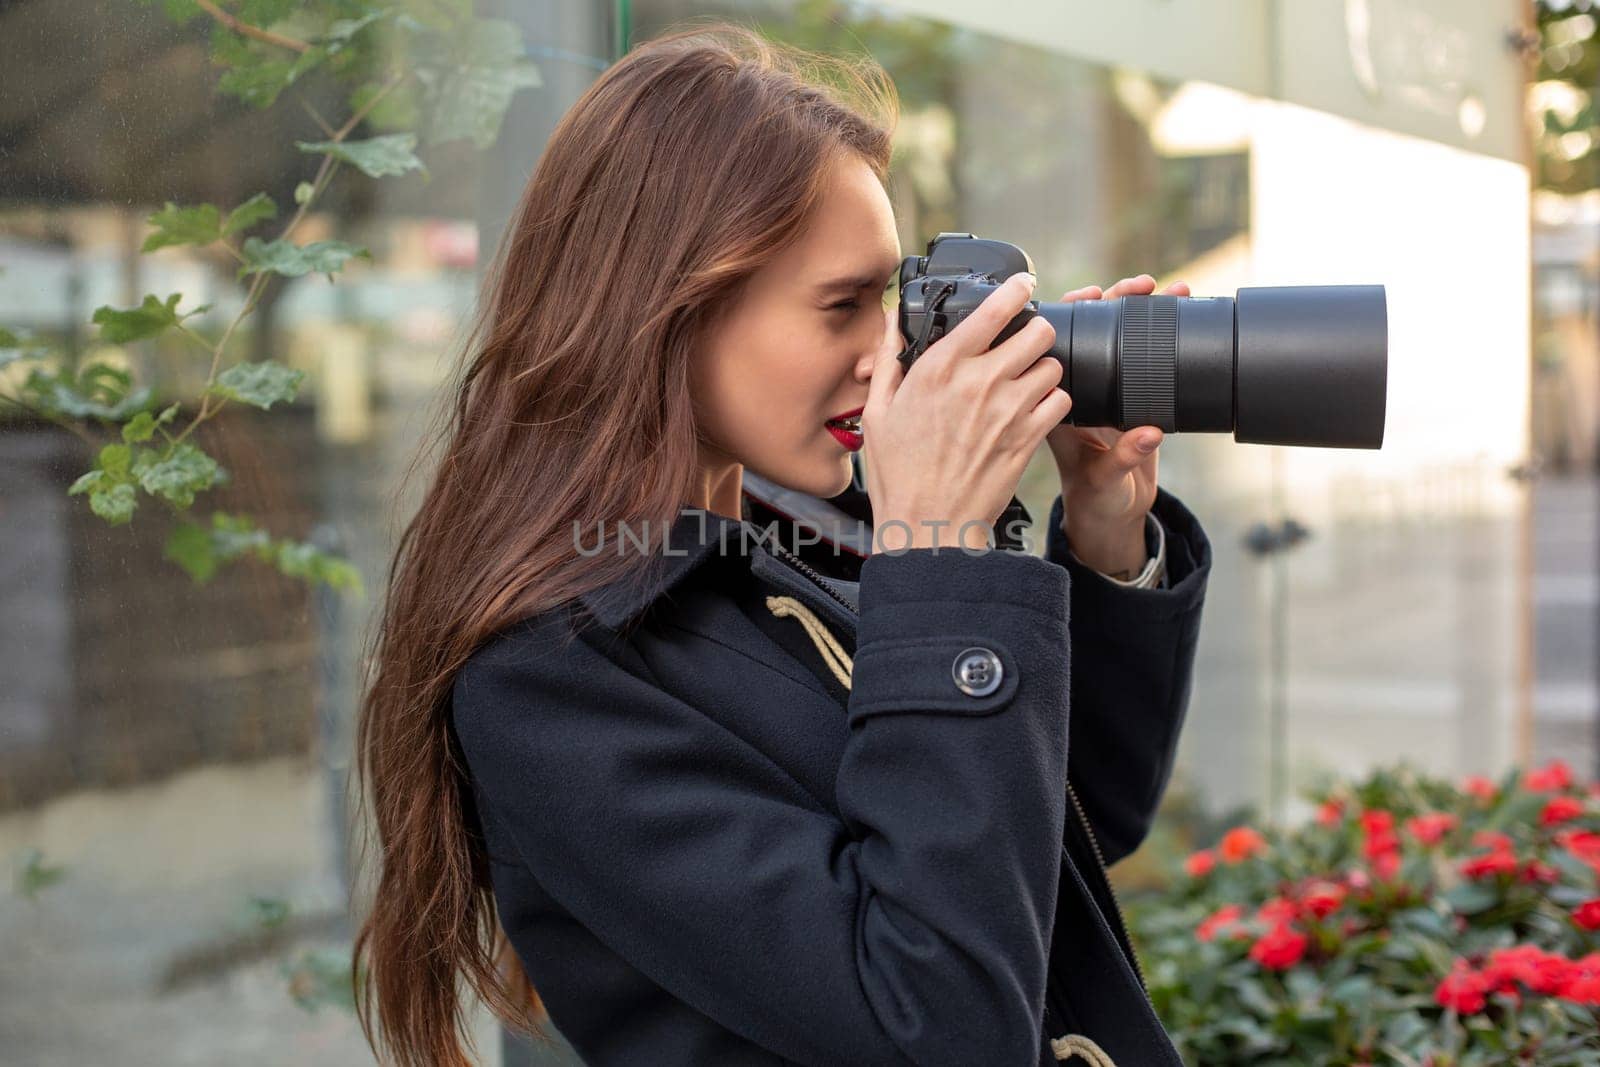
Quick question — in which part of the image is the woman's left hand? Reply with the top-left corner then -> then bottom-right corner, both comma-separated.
1044,273 -> 1189,578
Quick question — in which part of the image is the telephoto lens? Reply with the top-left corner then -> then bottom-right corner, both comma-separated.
897,234 -> 1388,449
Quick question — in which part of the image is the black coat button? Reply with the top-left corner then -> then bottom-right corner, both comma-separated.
951,647 -> 1004,697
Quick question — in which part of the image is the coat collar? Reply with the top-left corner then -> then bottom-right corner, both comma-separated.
574,476 -> 876,632
575,506 -> 752,631
572,469 -> 1031,632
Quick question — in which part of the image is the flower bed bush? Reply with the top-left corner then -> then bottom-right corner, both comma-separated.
1127,760 -> 1600,1065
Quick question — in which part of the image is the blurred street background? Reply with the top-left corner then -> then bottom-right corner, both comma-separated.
1,1 -> 1596,1063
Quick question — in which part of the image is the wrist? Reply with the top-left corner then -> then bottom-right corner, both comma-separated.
1060,510 -> 1148,579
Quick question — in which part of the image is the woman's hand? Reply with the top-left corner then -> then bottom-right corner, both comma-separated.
863,271 -> 1073,552
1045,274 -> 1188,579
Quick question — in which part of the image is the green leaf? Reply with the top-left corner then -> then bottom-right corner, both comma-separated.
134,442 -> 219,509
1445,880 -> 1501,916
209,511 -> 273,561
236,0 -> 297,27
164,521 -> 218,583
293,181 -> 315,205
160,0 -> 201,21
417,17 -> 542,149
283,946 -> 358,1013
93,293 -> 185,343
141,202 -> 222,252
15,848 -> 66,899
295,133 -> 427,179
90,483 -> 137,526
214,33 -> 328,109
274,539 -> 364,593
67,470 -> 104,496
25,364 -> 152,421
349,77 -> 420,131
207,360 -> 305,411
121,402 -> 180,444
98,442 -> 132,478
0,326 -> 50,369
238,238 -> 371,282
222,192 -> 278,237
1234,976 -> 1278,1017
320,10 -> 389,47
250,895 -> 291,930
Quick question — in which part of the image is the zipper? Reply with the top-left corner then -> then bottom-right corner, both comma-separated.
768,540 -> 860,617
1064,776 -> 1149,992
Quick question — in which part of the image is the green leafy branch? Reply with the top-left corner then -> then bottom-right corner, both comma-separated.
0,0 -> 542,594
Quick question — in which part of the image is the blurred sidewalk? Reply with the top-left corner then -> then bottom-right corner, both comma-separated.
1531,473 -> 1600,777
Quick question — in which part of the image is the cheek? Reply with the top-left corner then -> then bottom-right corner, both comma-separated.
699,312 -> 834,445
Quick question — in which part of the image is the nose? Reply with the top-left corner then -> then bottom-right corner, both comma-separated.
854,305 -> 897,383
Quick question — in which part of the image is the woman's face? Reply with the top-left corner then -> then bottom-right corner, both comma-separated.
694,153 -> 903,507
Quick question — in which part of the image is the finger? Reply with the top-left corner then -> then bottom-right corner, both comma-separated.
933,270 -> 1037,361
1057,284 -> 1103,303
865,305 -> 905,413
1009,347 -> 1068,407
1025,385 -> 1075,440
987,314 -> 1058,381
1101,274 -> 1157,300
1162,280 -> 1191,297
1071,427 -> 1160,492
1108,426 -> 1163,470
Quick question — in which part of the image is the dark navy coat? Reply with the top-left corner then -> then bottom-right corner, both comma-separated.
451,482 -> 1211,1066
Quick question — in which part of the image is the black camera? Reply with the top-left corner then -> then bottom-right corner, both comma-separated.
896,233 -> 1388,449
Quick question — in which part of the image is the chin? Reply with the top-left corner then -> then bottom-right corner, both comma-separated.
755,455 -> 854,501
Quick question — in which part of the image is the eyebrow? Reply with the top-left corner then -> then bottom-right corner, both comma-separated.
814,260 -> 902,293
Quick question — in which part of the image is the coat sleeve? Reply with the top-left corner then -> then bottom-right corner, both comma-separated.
1042,484 -> 1212,866
451,546 -> 1074,1067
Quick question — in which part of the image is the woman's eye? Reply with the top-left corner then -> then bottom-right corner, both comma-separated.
827,299 -> 861,312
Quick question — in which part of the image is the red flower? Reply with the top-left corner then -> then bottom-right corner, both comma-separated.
1255,896 -> 1298,925
1218,826 -> 1268,863
1485,945 -> 1573,996
1558,829 -> 1600,872
1461,774 -> 1498,800
1183,849 -> 1217,877
1248,922 -> 1308,970
1573,899 -> 1600,931
1357,808 -> 1403,879
1540,795 -> 1585,826
1371,849 -> 1402,881
1196,903 -> 1245,942
1315,797 -> 1345,826
1362,830 -> 1400,860
1404,812 -> 1458,846
1299,880 -> 1347,919
1359,809 -> 1394,836
1520,859 -> 1561,885
1526,759 -> 1574,792
1460,848 -> 1519,880
1434,961 -> 1490,1014
1557,953 -> 1600,1005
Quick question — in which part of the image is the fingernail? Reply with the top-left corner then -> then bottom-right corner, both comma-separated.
1017,271 -> 1037,291
1137,432 -> 1160,452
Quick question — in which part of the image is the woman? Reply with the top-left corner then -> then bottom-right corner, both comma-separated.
354,23 -> 1211,1067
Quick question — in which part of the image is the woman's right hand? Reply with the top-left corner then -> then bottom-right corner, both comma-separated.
861,271 -> 1072,553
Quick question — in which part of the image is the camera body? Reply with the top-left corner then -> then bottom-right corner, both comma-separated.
895,232 -> 1389,450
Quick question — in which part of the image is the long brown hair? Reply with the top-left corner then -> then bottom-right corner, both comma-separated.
352,22 -> 896,1067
